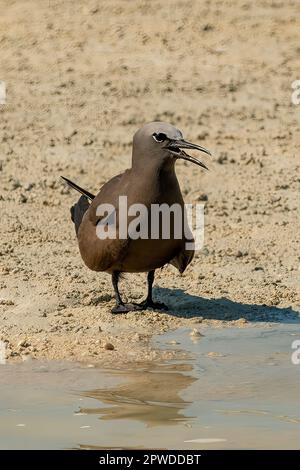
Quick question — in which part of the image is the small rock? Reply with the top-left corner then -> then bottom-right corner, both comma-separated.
10,351 -> 20,357
203,22 -> 214,30
206,351 -> 224,358
190,328 -> 204,338
19,193 -> 27,203
197,193 -> 208,202
104,342 -> 114,351
24,182 -> 35,191
217,153 -> 228,164
17,339 -> 30,348
254,266 -> 264,271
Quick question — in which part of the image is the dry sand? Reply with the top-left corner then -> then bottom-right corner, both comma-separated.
0,0 -> 299,364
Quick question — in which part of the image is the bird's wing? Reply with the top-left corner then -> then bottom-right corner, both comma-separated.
77,171 -> 132,272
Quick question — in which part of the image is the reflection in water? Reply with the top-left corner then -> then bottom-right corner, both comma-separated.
79,363 -> 196,427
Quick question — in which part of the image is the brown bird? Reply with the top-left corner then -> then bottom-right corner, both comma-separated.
62,122 -> 211,313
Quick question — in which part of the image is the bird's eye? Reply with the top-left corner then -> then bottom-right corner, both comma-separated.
152,132 -> 167,143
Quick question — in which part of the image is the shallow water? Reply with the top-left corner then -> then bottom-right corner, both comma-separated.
1,323 -> 300,449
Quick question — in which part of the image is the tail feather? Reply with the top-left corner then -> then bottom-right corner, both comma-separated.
61,176 -> 95,200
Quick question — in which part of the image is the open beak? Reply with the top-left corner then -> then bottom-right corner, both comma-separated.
166,139 -> 211,170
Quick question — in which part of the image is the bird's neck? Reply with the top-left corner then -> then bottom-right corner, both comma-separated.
131,158 -> 179,201
132,156 -> 176,177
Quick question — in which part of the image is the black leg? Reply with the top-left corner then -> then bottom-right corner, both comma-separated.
137,270 -> 168,311
111,271 -> 143,314
112,271 -> 123,304
146,270 -> 155,302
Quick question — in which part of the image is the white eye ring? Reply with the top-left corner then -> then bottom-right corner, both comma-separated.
152,132 -> 167,143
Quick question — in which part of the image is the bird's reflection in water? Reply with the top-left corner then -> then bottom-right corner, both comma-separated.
79,363 -> 195,427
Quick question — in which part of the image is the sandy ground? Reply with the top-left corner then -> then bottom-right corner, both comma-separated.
0,0 -> 299,364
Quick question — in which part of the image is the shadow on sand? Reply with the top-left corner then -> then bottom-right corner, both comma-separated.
153,287 -> 300,323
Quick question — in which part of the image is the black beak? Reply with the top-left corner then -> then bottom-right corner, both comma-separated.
166,139 -> 211,170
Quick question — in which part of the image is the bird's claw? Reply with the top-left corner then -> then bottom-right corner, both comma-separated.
111,297 -> 168,314
111,303 -> 143,314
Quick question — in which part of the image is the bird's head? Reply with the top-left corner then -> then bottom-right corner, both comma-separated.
132,121 -> 211,170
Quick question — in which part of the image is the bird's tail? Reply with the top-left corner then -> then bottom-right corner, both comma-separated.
61,176 -> 95,201
61,176 -> 95,235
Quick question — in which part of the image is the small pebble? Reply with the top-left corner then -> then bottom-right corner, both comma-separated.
190,328 -> 204,338
206,351 -> 224,358
104,342 -> 114,350
235,250 -> 243,258
197,193 -> 208,201
17,339 -> 30,348
19,193 -> 27,203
